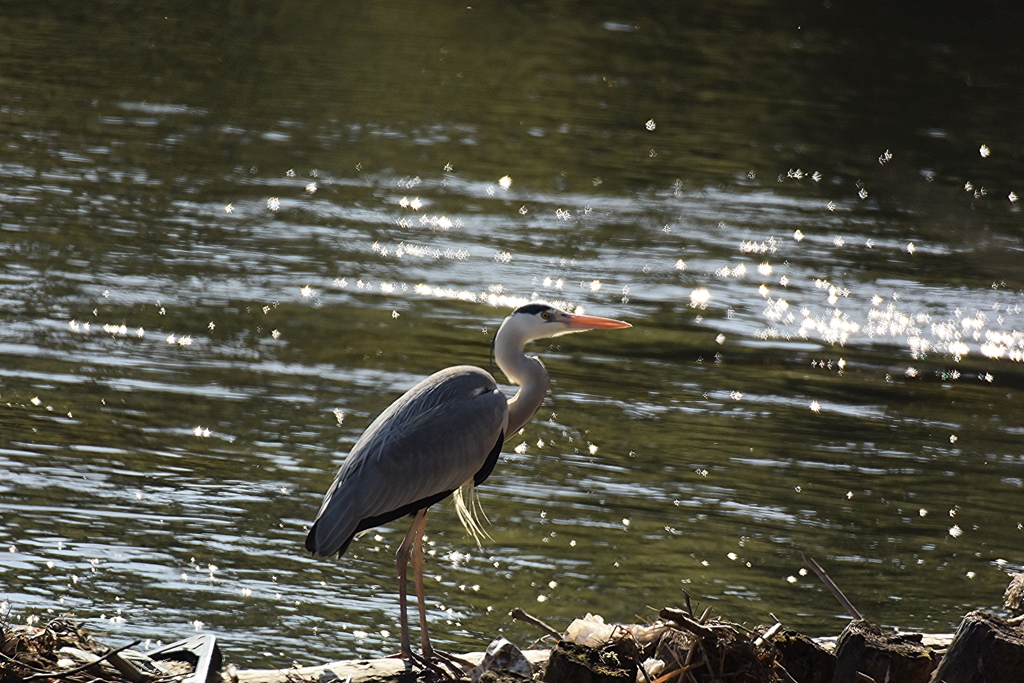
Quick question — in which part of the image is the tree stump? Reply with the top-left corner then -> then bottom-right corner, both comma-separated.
771,629 -> 835,683
541,640 -> 637,683
832,620 -> 934,683
930,610 -> 1024,683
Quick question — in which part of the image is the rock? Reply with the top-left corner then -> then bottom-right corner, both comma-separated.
471,638 -> 533,683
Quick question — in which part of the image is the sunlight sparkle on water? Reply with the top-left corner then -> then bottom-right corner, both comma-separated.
411,284 -> 533,309
382,242 -> 469,260
740,237 -> 777,254
689,288 -> 710,309
419,214 -> 454,230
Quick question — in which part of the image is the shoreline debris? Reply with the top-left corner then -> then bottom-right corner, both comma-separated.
8,565 -> 1024,683
0,617 -> 219,683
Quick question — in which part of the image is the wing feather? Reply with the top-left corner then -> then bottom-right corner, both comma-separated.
307,365 -> 508,556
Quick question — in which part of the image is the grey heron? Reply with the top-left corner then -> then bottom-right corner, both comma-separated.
305,302 -> 630,666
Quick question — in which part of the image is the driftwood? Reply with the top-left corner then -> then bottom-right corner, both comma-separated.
225,650 -> 552,683
929,610 -> 1024,683
831,620 -> 935,683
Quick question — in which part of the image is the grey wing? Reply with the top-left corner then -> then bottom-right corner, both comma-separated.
306,365 -> 508,557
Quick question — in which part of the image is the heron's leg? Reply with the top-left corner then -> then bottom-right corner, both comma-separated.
396,513 -> 422,661
410,508 -> 432,659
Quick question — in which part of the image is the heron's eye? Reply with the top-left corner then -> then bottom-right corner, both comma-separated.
541,311 -> 550,320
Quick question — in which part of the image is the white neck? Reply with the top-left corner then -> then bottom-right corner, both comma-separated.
493,319 -> 550,439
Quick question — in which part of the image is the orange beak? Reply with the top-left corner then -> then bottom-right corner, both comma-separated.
563,313 -> 632,331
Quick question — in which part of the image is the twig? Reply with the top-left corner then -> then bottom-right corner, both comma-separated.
661,635 -> 686,676
799,552 -> 864,621
626,632 -> 653,683
681,590 -> 693,618
682,642 -> 695,673
651,668 -> 681,683
773,661 -> 799,683
729,622 -> 755,636
509,607 -> 562,641
22,639 -> 142,681
105,650 -> 154,683
689,642 -> 710,683
0,649 -> 56,675
659,608 -> 715,641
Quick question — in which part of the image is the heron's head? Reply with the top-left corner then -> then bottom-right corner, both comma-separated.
497,302 -> 631,346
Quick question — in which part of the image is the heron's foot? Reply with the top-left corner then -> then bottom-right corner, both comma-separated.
408,648 -> 470,680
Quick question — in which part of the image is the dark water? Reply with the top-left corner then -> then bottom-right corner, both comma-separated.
2,0 -> 1023,668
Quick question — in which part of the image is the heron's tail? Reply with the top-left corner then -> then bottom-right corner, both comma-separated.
453,480 -> 492,549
